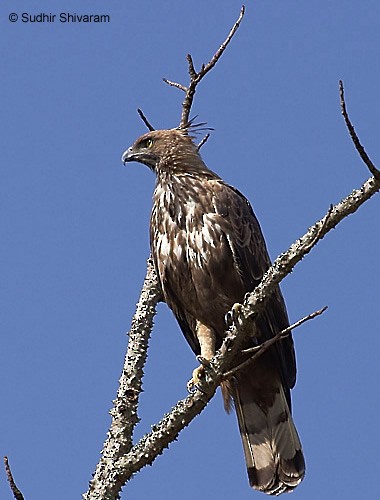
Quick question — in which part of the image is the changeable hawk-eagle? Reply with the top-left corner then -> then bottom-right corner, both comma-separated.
122,128 -> 305,495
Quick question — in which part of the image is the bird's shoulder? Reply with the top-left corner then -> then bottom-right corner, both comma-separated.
206,179 -> 272,279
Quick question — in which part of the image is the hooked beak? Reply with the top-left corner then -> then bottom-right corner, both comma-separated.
121,147 -> 135,165
121,146 -> 158,170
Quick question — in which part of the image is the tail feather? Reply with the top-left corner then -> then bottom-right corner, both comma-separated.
230,361 -> 305,495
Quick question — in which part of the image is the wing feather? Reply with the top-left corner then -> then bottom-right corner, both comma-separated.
211,181 -> 296,390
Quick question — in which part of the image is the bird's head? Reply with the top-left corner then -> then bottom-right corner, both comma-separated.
122,129 -> 212,176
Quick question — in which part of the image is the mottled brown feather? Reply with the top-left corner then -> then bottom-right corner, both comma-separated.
122,128 -> 305,494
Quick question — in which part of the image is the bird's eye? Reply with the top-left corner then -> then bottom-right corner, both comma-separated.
146,138 -> 153,148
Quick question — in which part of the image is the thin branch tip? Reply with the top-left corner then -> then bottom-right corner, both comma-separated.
224,306 -> 327,379
187,54 -> 196,78
137,108 -> 155,132
197,133 -> 211,150
4,457 -> 24,500
163,78 -> 187,92
163,6 -> 245,129
339,80 -> 380,179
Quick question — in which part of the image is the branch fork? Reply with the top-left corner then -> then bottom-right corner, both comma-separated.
163,5 -> 245,129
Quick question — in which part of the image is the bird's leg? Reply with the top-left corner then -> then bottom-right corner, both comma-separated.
187,322 -> 216,392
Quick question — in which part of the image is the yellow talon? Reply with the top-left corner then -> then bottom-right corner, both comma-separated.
187,364 -> 206,392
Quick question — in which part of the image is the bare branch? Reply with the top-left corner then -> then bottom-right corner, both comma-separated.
199,5 -> 245,78
303,204 -> 333,253
197,133 -> 211,150
137,108 -> 155,131
4,457 -> 24,500
163,5 -> 245,129
339,80 -> 380,179
223,306 -> 328,379
112,385 -> 219,484
162,79 -> 187,92
83,257 -> 162,500
186,54 -> 197,80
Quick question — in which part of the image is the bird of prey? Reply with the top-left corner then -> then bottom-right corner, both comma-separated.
122,128 -> 305,495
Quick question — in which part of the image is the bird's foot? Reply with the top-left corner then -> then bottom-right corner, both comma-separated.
187,356 -> 211,393
225,302 -> 243,328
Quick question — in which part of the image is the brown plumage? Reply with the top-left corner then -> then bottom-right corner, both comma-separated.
122,128 -> 305,495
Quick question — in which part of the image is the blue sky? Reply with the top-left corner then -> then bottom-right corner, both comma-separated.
1,1 -> 379,499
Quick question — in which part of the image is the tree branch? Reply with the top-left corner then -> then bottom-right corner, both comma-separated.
223,306 -> 327,379
339,80 -> 380,179
242,176 -> 378,323
83,257 -> 162,500
137,108 -> 155,131
163,5 -> 245,129
4,457 -> 24,500
197,133 -> 211,150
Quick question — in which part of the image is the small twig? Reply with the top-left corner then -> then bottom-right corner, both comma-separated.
197,133 -> 210,150
162,79 -> 187,92
198,5 -> 245,78
137,108 -> 155,132
4,457 -> 24,500
186,54 -> 197,79
223,307 -> 327,379
163,5 -> 245,129
307,204 -> 334,250
339,80 -> 380,179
